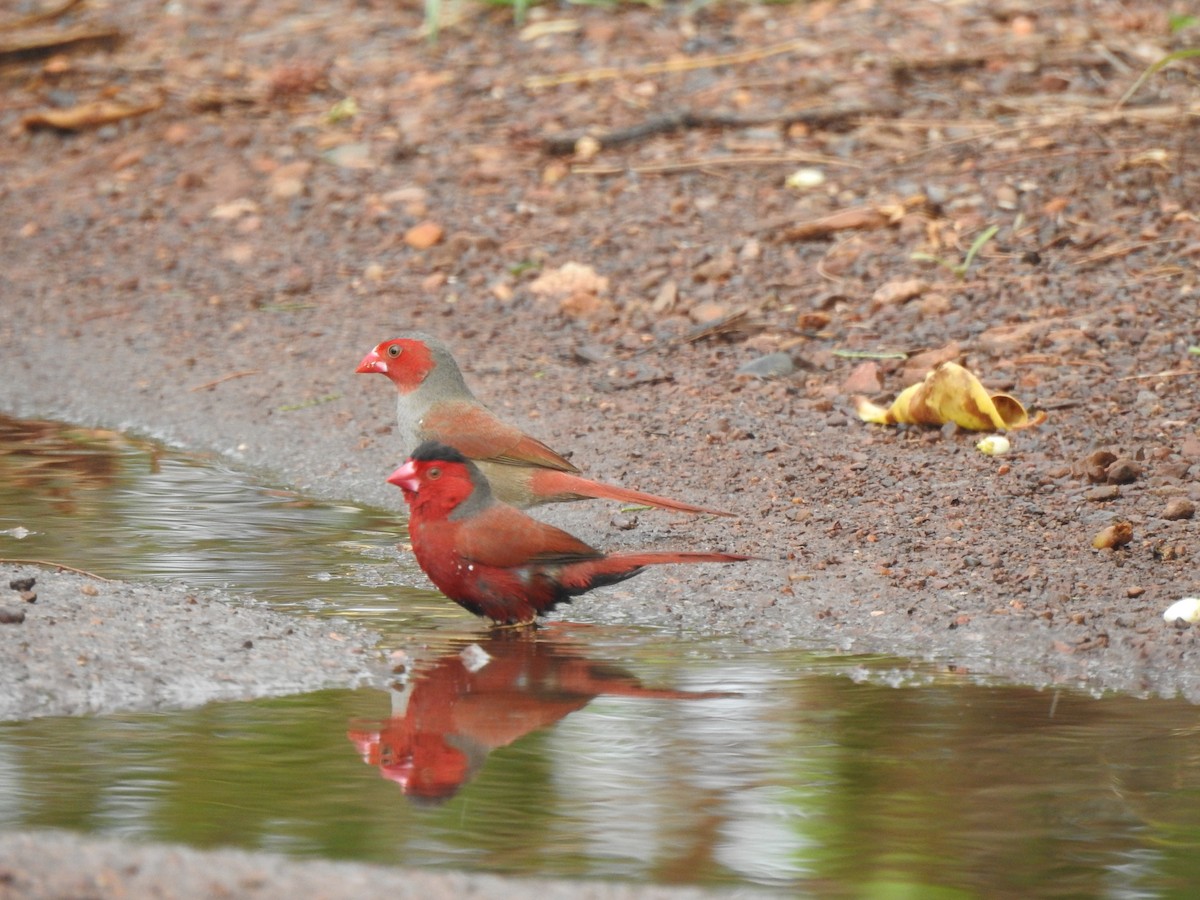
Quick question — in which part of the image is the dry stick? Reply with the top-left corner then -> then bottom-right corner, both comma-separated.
189,370 -> 261,392
525,37 -> 818,90
0,28 -> 124,66
1072,238 -> 1178,267
572,152 -> 863,177
545,102 -> 891,156
0,558 -> 112,582
1117,369 -> 1200,382
897,103 -> 1200,164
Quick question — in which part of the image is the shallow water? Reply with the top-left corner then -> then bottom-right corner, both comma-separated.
2,415 -> 1200,895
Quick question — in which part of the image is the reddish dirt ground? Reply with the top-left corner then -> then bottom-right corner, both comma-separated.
1,0 -> 1198,893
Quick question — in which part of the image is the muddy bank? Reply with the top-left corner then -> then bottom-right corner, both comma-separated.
0,831 -> 753,900
0,566 -> 388,722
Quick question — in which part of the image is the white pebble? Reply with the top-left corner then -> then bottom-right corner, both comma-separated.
1162,597 -> 1200,624
976,435 -> 1011,456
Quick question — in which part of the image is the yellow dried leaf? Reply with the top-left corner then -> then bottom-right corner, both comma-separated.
853,362 -> 1044,431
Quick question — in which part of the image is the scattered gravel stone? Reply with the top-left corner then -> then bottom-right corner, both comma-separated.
1105,458 -> 1141,484
1163,498 -> 1195,521
736,352 -> 795,380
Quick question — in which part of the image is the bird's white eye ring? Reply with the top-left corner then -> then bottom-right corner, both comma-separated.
387,344 -> 402,358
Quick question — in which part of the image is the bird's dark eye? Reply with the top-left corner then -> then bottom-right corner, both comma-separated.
387,344 -> 402,358
428,467 -> 441,480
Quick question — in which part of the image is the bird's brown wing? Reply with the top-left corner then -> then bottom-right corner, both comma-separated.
422,402 -> 578,473
455,504 -> 603,570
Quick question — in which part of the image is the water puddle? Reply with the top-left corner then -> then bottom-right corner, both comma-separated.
3,415 -> 1200,894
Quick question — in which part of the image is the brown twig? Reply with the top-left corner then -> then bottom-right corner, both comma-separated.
897,104 -> 1200,163
888,50 -> 993,77
544,103 -> 889,156
1,558 -> 112,582
1071,239 -> 1177,268
1117,369 -> 1199,382
525,37 -> 819,90
0,28 -> 124,67
572,152 -> 863,177
189,369 -> 261,392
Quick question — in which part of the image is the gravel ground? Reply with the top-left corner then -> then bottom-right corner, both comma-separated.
1,0 -> 1197,894
0,831 -> 758,900
0,566 -> 387,722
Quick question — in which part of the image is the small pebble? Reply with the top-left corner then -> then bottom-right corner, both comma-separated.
976,435 -> 1010,456
610,512 -> 639,531
1163,498 -> 1195,521
1163,597 -> 1200,625
8,577 -> 35,592
0,607 -> 26,624
19,590 -> 36,604
1105,458 -> 1141,484
736,352 -> 795,380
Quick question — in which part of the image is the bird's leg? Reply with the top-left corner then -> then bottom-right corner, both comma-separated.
489,618 -> 540,631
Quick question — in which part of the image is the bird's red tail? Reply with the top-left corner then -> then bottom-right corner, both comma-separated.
557,550 -> 750,598
603,551 -> 752,568
529,469 -> 734,517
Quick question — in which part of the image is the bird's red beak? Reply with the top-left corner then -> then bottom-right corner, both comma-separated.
355,349 -> 387,375
387,460 -> 421,493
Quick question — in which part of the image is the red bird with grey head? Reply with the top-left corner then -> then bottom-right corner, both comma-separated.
356,333 -> 731,516
388,441 -> 750,626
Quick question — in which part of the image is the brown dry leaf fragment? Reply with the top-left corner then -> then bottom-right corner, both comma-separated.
901,342 -> 961,384
22,95 -> 161,132
0,26 -> 122,64
796,310 -> 831,332
853,361 -> 1044,431
267,62 -> 329,100
870,278 -> 926,310
780,206 -> 893,241
779,197 -> 924,242
1092,521 -> 1133,550
977,320 -> 1045,354
841,361 -> 881,394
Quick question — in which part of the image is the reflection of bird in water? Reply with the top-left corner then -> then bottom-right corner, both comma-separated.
347,627 -> 736,803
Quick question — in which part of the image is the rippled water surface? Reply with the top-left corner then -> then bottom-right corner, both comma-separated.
2,415 -> 1200,896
